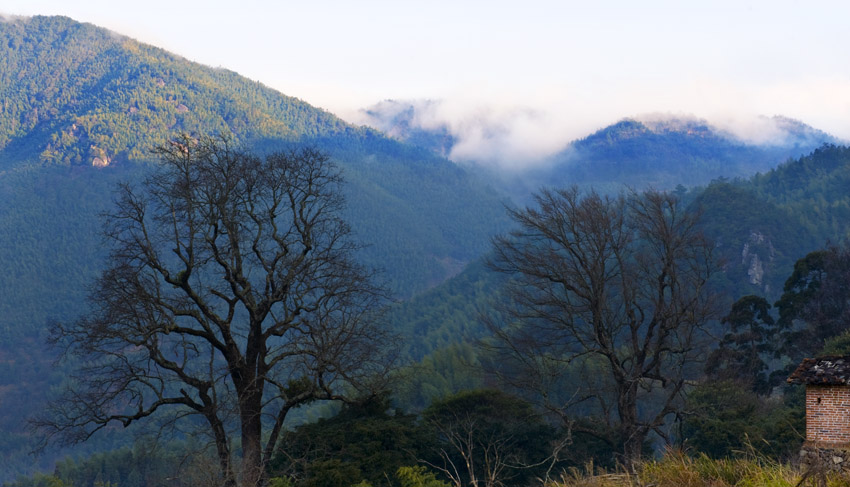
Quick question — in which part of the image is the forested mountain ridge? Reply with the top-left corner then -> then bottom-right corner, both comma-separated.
750,144 -> 850,239
535,116 -> 839,194
694,144 -> 850,299
0,14 -> 511,306
0,15 -> 361,166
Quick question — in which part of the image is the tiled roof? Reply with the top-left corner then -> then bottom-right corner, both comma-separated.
788,356 -> 850,385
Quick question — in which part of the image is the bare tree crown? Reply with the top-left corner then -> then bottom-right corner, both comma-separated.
484,187 -> 717,468
36,135 -> 393,487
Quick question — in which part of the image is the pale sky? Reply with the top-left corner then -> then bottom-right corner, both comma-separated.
3,0 -> 850,159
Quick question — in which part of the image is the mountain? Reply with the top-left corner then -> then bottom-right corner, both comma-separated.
544,116 -> 839,189
0,15 -> 511,299
359,101 -> 838,200
0,15 -> 511,480
381,144 -> 850,421
679,144 -> 850,300
0,15 -> 358,167
401,144 -> 850,355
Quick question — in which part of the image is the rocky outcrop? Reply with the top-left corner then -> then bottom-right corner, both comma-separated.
741,231 -> 776,292
89,145 -> 109,167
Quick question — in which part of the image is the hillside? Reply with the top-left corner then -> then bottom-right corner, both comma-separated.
387,144 -> 850,417
0,15 -> 360,166
0,15 -> 511,481
694,144 -> 850,298
0,15 -> 512,300
526,117 -> 838,195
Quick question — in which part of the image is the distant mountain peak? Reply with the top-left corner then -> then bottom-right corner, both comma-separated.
597,113 -> 840,149
635,115 -> 725,139
533,114 -> 841,192
573,116 -> 736,152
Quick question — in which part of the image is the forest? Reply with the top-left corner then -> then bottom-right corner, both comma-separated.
2,14 -> 850,487
6,141 -> 850,487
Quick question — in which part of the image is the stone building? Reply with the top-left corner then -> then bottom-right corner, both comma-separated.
788,356 -> 850,474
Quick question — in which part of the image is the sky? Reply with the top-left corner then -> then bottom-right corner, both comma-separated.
3,0 -> 850,165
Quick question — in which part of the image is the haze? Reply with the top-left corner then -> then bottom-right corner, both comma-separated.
4,0 -> 850,165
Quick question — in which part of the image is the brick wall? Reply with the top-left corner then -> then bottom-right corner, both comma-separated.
806,385 -> 850,443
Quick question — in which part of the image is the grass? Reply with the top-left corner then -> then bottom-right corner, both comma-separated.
549,449 -> 850,487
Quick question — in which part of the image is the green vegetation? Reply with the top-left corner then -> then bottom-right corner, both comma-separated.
694,144 -> 850,299
0,16 -> 355,166
750,145 -> 850,243
541,117 -> 834,192
0,14 -> 511,301
421,389 -> 556,487
269,395 -> 434,487
681,380 -> 803,459
6,13 -> 850,487
551,450 -> 833,487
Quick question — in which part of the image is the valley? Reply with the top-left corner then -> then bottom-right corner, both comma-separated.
1,14 -> 850,487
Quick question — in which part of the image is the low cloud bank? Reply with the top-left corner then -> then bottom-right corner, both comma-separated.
357,99 -> 588,170
357,98 -> 839,171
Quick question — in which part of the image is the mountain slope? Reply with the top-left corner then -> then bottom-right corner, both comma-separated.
695,144 -> 850,298
0,15 -> 359,166
0,16 -> 511,480
0,15 -> 511,300
381,144 -> 850,418
537,117 -> 839,192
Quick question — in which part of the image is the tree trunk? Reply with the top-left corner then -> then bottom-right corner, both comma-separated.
208,414 -> 237,487
619,382 -> 643,472
240,387 -> 265,487
622,433 -> 643,473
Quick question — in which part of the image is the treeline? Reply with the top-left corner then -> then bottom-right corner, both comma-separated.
7,391 -> 572,487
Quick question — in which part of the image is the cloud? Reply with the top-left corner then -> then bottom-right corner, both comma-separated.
0,13 -> 27,23
710,115 -> 806,146
356,97 -> 602,170
350,73 -> 850,172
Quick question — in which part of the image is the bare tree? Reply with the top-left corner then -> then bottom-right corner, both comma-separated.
483,187 -> 718,469
35,135 -> 395,487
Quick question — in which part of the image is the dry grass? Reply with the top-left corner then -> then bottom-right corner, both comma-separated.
549,450 -> 850,487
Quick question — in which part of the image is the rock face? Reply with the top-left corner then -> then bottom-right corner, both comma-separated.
741,231 -> 776,291
89,145 -> 109,167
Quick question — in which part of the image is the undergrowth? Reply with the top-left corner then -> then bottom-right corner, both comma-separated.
550,450 -> 850,487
